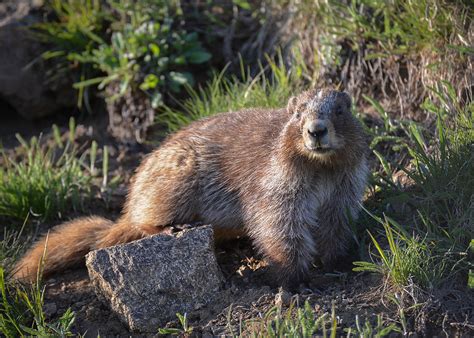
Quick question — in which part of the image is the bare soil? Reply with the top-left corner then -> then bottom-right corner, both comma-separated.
42,239 -> 388,337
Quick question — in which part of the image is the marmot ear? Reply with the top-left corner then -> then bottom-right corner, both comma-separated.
287,96 -> 298,115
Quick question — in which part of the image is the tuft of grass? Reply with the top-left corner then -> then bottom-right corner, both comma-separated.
0,219 -> 30,275
355,83 -> 473,291
157,56 -> 306,132
354,215 -> 454,290
404,84 -> 473,244
0,118 -> 105,223
319,0 -> 472,57
232,300 -> 400,337
0,267 -> 75,337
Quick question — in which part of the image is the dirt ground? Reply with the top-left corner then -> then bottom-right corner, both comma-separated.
2,110 -> 473,337
40,247 -> 383,337
40,239 -> 472,337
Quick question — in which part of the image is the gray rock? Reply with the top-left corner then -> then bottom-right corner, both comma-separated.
86,225 -> 224,333
0,0 -> 75,119
274,287 -> 292,308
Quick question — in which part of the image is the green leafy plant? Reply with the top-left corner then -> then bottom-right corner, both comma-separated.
76,17 -> 210,108
37,0 -> 211,110
34,0 -> 109,108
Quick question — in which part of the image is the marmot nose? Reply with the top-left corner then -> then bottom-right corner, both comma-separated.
307,123 -> 328,140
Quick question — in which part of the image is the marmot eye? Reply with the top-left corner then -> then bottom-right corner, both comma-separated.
335,108 -> 344,115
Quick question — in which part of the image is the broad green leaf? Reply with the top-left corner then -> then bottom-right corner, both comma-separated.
185,51 -> 211,64
233,0 -> 251,10
140,74 -> 159,90
149,43 -> 160,57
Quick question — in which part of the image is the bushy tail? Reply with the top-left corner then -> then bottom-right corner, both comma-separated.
13,216 -> 145,282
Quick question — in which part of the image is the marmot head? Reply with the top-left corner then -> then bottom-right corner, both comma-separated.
286,88 -> 365,163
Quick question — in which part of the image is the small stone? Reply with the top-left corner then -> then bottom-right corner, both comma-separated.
274,287 -> 292,308
86,225 -> 224,332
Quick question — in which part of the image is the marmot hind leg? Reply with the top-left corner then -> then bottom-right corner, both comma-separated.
122,140 -> 201,233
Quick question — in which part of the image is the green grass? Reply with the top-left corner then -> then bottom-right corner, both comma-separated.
289,0 -> 472,114
317,0 -> 472,57
0,220 -> 75,337
0,220 -> 30,275
0,118 -> 107,223
157,57 -> 306,131
355,83 -> 473,293
354,215 -> 454,290
163,302 -> 401,337
0,267 -> 76,337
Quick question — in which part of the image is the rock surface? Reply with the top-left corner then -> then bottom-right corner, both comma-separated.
0,0 -> 75,118
86,225 -> 224,332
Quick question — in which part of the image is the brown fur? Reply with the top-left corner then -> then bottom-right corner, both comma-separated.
14,88 -> 369,287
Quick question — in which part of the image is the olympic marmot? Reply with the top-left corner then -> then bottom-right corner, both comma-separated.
14,88 -> 369,287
